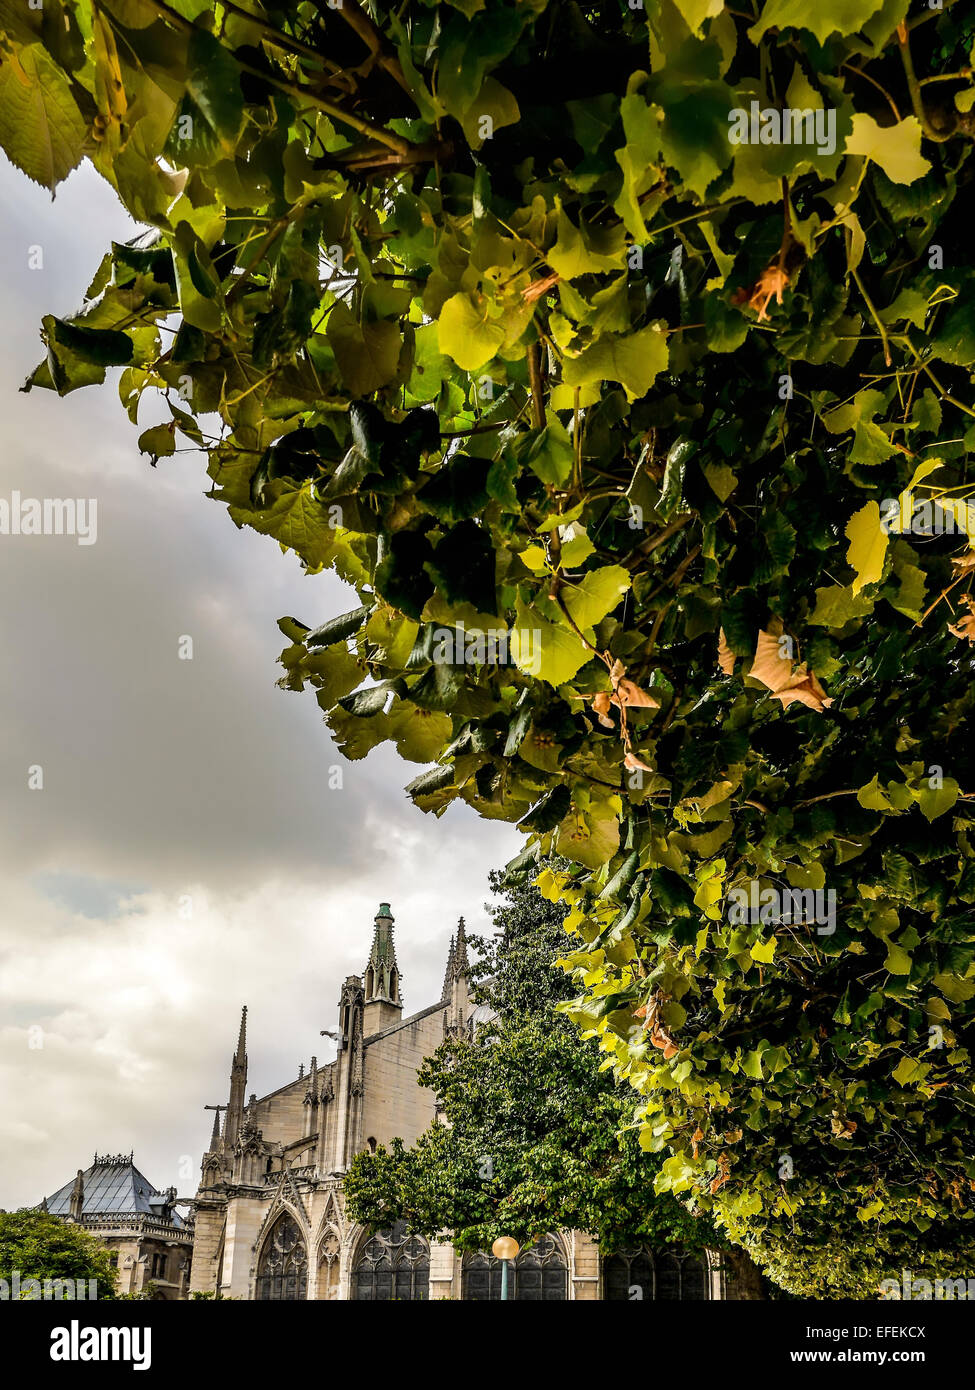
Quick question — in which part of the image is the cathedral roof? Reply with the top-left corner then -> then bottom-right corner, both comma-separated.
45,1155 -> 185,1227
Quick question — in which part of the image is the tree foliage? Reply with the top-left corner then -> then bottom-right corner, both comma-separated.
0,1211 -> 118,1298
6,0 -> 975,1295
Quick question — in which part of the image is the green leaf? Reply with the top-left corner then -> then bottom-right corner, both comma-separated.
672,0 -> 724,35
562,565 -> 631,630
47,316 -> 134,367
426,520 -> 498,614
0,43 -> 87,192
547,204 -> 627,280
556,808 -> 621,870
750,0 -> 888,44
892,1055 -> 930,1085
386,700 -> 454,763
519,418 -> 575,487
742,1048 -> 764,1079
562,324 -> 669,402
857,775 -> 894,812
510,598 -> 590,686
185,30 -> 244,148
934,973 -> 975,1004
648,80 -> 735,200
437,293 -> 506,372
137,422 -> 176,460
845,502 -> 888,595
375,532 -> 435,621
461,77 -> 520,149
305,606 -> 370,649
913,778 -> 959,824
518,784 -> 573,833
884,942 -> 913,975
327,303 -> 403,397
750,936 -> 776,963
809,585 -> 874,627
845,114 -> 931,186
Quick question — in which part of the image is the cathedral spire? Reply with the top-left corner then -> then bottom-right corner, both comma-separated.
441,935 -> 456,1002
363,903 -> 401,1006
454,917 -> 470,976
209,1105 -> 222,1149
442,917 -> 472,1040
224,1006 -> 248,1151
305,1055 -> 319,1105
442,918 -> 470,999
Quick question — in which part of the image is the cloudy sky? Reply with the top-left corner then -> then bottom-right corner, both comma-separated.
0,154 -> 519,1210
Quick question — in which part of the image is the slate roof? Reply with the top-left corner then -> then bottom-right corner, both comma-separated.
45,1156 -> 185,1228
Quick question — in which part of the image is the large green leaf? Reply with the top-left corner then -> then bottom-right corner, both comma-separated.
0,44 -> 87,192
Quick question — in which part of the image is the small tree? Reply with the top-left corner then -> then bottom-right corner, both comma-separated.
0,1211 -> 118,1299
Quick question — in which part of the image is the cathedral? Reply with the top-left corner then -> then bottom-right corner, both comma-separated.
189,904 -> 731,1300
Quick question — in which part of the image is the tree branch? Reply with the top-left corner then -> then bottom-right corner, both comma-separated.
325,0 -> 415,99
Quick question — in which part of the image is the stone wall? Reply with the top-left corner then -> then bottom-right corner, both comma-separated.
361,1008 -> 446,1147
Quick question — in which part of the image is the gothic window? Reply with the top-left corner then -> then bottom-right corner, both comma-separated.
462,1235 -> 567,1301
318,1228 -> 341,1299
602,1248 -> 711,1300
150,1253 -> 167,1280
352,1221 -> 429,1301
255,1213 -> 308,1301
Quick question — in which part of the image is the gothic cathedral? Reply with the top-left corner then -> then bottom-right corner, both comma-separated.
189,904 -> 729,1300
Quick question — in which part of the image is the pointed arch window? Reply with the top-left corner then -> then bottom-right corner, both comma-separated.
462,1235 -> 567,1301
318,1227 -> 341,1299
602,1247 -> 711,1300
352,1221 -> 429,1301
255,1213 -> 308,1301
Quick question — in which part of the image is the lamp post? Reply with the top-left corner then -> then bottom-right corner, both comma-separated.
491,1236 -> 520,1302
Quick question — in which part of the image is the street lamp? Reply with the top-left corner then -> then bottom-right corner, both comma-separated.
491,1236 -> 520,1301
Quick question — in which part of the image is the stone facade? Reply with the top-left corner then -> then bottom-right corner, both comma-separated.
189,904 -> 729,1301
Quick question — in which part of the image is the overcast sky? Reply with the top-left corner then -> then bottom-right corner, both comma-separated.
0,155 -> 520,1210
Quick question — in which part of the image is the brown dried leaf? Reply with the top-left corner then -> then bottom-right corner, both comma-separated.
710,1152 -> 732,1193
717,627 -> 736,675
591,691 -> 616,728
948,595 -> 975,643
750,628 -> 832,713
747,264 -> 790,321
624,749 -> 654,773
614,677 -> 660,709
830,1113 -> 858,1138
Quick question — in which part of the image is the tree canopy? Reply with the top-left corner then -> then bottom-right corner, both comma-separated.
0,1210 -> 118,1298
5,0 -> 975,1296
